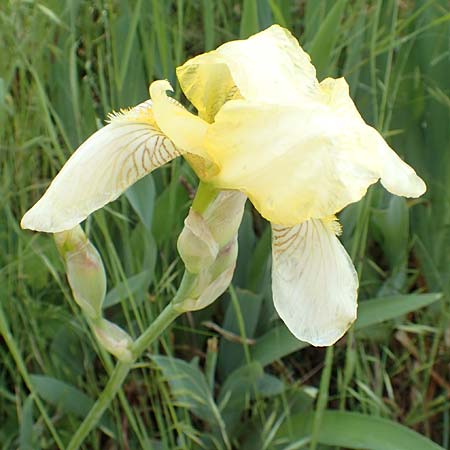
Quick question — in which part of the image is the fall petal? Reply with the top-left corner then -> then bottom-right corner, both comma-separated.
21,101 -> 181,232
212,24 -> 319,105
271,219 -> 358,346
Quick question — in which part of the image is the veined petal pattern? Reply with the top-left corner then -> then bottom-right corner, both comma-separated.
21,101 -> 181,232
271,219 -> 358,346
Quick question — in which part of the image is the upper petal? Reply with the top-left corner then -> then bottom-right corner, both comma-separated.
149,80 -> 209,156
205,75 -> 426,225
205,99 -> 381,226
176,52 -> 241,123
320,78 -> 426,197
21,101 -> 182,232
320,77 -> 426,198
177,25 -> 319,109
149,80 -> 219,179
368,127 -> 426,198
271,219 -> 358,346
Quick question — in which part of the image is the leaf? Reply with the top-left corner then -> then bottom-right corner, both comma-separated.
218,288 -> 263,377
308,0 -> 346,76
250,293 -> 442,366
30,375 -> 114,434
342,4 -> 366,94
130,223 -> 157,276
152,356 -> 218,424
50,323 -> 90,377
257,0 -> 274,30
274,411 -> 444,450
125,174 -> 156,230
353,293 -> 442,330
247,225 -> 271,291
218,362 -> 285,434
250,326 -> 309,368
103,270 -> 151,308
233,210 -> 256,287
36,4 -> 68,29
201,0 -> 215,51
152,180 -> 189,246
255,373 -> 285,397
19,396 -> 37,450
373,196 -> 409,270
218,362 -> 262,411
240,0 -> 259,39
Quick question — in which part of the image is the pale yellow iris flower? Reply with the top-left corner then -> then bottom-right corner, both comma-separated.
22,25 -> 426,346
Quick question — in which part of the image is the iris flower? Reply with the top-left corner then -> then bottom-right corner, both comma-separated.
22,25 -> 426,346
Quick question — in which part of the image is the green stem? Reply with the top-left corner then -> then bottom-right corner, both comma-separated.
132,302 -> 180,357
67,362 -> 130,450
67,301 -> 181,450
310,346 -> 334,450
191,181 -> 218,214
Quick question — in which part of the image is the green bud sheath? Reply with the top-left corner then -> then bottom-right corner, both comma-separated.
55,226 -> 106,319
175,186 -> 246,312
92,318 -> 133,362
177,210 -> 219,273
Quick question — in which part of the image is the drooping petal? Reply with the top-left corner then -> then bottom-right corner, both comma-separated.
271,219 -> 358,346
21,101 -> 181,232
205,99 -> 381,226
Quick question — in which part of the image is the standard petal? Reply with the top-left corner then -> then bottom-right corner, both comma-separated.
320,77 -> 426,198
367,127 -> 427,198
176,24 -> 318,112
149,80 -> 219,179
21,101 -> 181,232
149,80 -> 209,156
214,25 -> 319,105
176,52 -> 241,123
319,77 -> 365,124
206,99 -> 381,225
271,219 -> 358,346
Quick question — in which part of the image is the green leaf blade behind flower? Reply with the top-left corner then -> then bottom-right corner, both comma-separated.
273,411 -> 444,450
250,293 -> 442,366
240,0 -> 260,39
307,0 -> 347,77
125,174 -> 156,230
30,375 -> 115,436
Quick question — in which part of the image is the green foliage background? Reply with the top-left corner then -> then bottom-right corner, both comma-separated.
0,0 -> 449,449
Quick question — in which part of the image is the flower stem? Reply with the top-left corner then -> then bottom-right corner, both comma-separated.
67,301 -> 181,450
310,346 -> 334,450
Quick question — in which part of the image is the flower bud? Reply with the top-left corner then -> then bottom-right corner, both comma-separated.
177,190 -> 246,273
54,226 -> 106,319
177,210 -> 219,273
91,318 -> 134,362
202,191 -> 247,247
175,187 -> 246,312
176,237 -> 238,312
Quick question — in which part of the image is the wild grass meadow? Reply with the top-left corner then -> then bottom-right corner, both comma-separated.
1,0 -> 449,449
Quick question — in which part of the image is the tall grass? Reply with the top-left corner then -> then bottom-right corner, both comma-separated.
0,0 -> 449,449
